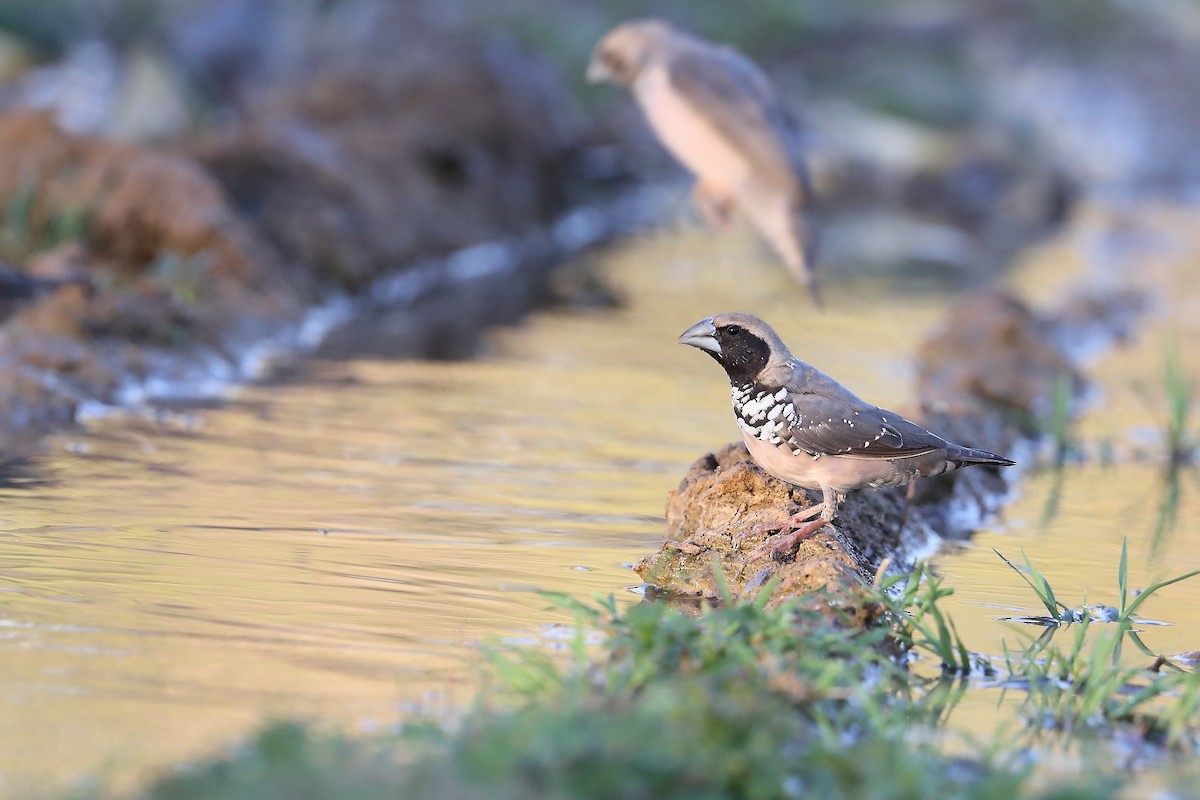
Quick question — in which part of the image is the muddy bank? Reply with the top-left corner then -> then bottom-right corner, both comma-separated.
636,288 -> 1128,604
0,26 -> 603,452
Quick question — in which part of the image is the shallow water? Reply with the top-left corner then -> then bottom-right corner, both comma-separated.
1,209 -> 1198,794
930,202 -> 1200,743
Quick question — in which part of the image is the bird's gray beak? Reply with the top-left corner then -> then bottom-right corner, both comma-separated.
678,318 -> 720,354
586,57 -> 610,84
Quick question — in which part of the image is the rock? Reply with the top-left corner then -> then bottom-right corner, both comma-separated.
636,443 -> 873,608
0,111 -> 275,286
194,39 -> 581,291
915,289 -> 1080,426
0,27 -> 607,450
0,110 -> 302,451
638,290 -> 1081,604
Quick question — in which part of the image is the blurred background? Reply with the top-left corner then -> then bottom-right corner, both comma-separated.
0,0 -> 1194,369
0,0 -> 1192,436
1,0 -> 1200,795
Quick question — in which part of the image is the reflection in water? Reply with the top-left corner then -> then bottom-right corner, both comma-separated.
1150,466 -> 1183,556
1039,466 -> 1066,530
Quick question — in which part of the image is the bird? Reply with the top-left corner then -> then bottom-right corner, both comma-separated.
587,19 -> 820,305
678,312 -> 1015,556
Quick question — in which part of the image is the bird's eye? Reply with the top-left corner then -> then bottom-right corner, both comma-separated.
725,325 -> 742,336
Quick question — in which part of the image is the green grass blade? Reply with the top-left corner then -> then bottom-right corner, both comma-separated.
1117,538 -> 1129,617
1122,566 -> 1200,620
710,554 -> 733,605
994,548 -> 1065,621
1021,548 -> 1065,615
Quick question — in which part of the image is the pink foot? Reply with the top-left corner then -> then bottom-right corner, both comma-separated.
694,184 -> 734,229
738,505 -> 823,544
750,518 -> 830,560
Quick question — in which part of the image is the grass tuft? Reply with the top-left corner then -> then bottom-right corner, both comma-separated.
995,538 -> 1200,626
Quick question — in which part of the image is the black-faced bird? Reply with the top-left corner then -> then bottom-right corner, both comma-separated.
679,312 -> 1015,555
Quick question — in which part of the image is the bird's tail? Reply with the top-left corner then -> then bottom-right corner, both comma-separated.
789,209 -> 821,309
750,192 -> 821,307
949,446 -> 1016,468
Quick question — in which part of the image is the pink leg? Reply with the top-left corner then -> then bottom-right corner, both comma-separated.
745,486 -> 842,559
693,183 -> 734,228
750,518 -> 830,560
741,502 -> 823,542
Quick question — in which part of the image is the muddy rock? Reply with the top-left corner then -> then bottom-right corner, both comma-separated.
0,110 -> 299,451
0,27 -> 610,449
638,290 -> 1080,603
0,112 -> 275,285
637,443 -> 875,606
195,40 -> 581,292
916,289 -> 1080,425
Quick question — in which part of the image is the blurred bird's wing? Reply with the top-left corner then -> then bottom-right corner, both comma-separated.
780,390 -> 946,459
666,45 -> 805,179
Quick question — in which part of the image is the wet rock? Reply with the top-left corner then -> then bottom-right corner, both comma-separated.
0,20 -> 620,448
915,289 -> 1080,426
638,290 -> 1079,603
0,110 -> 300,450
636,443 -> 871,606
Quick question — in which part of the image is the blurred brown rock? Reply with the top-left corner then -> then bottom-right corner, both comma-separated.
916,289 -> 1080,426
195,41 -> 581,290
0,112 -> 264,280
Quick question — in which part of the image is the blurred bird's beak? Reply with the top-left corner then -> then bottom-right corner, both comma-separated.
586,58 -> 611,84
678,318 -> 720,354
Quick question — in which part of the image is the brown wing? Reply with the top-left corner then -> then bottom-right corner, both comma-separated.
781,392 -> 948,460
666,44 -> 806,181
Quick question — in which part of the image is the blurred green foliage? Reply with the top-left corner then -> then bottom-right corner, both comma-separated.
0,175 -> 92,265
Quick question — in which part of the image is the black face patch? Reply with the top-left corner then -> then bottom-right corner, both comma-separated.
712,324 -> 770,386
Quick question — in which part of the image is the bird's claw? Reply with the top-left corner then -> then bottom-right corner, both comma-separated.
735,505 -> 820,545
748,517 -> 830,560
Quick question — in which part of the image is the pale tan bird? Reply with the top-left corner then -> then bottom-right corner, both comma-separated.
588,19 -> 820,305
679,313 -> 1016,556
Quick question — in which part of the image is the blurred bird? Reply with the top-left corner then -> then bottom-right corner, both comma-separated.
588,19 -> 820,305
678,312 -> 1015,555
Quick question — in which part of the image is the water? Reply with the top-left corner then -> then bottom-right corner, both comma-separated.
928,202 -> 1200,744
1,209 -> 1198,794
